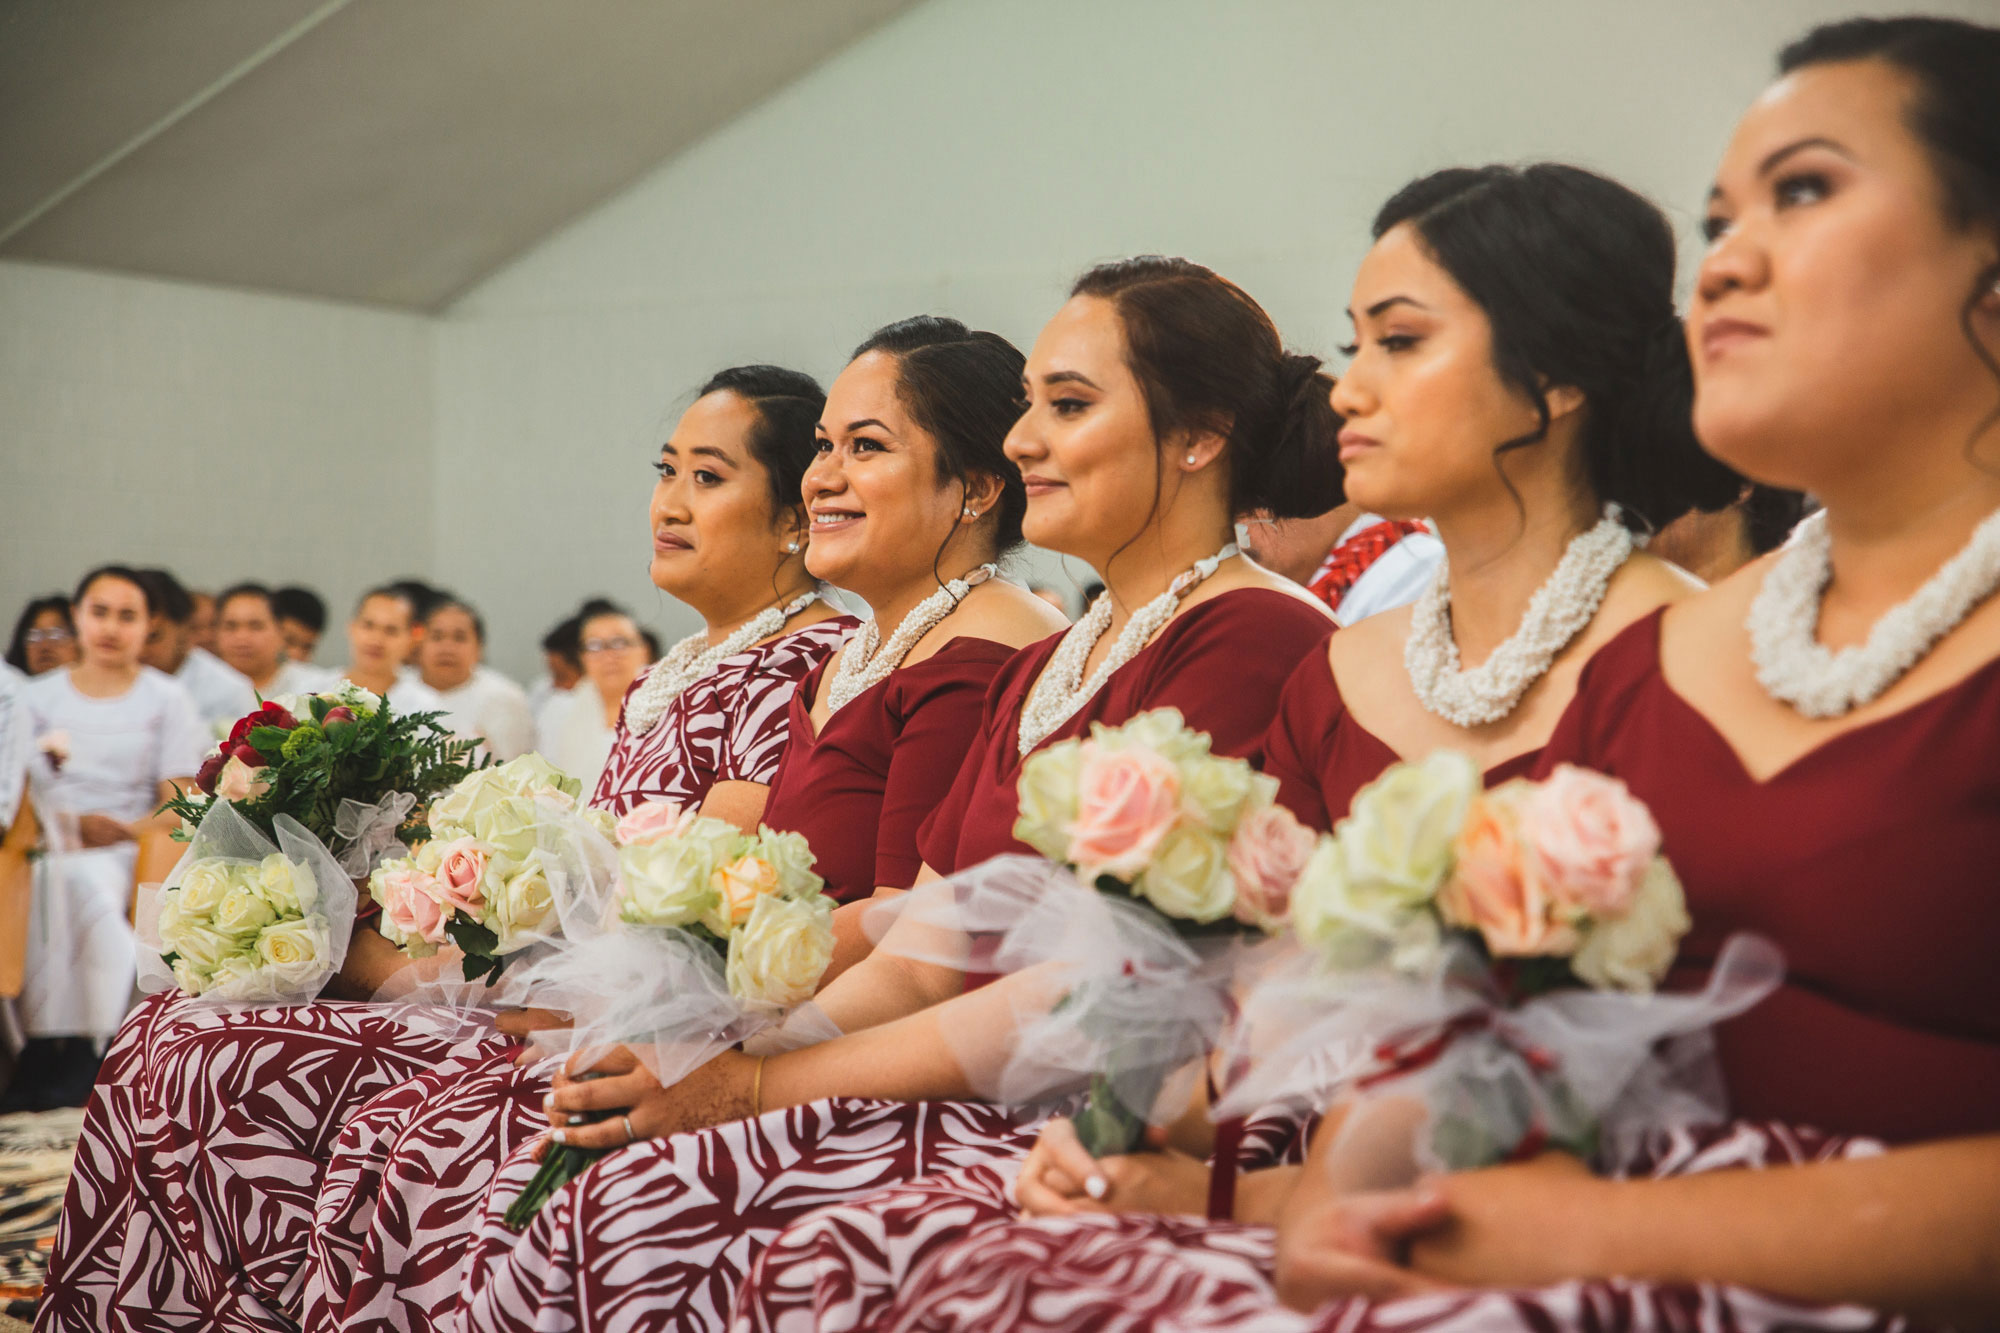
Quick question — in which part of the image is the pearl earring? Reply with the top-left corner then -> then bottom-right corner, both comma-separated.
1185,453 -> 1198,466
785,540 -> 801,553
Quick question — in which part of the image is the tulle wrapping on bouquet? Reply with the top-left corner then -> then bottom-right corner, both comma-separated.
1210,932 -> 1786,1183
861,854 -> 1262,1130
332,790 -> 420,877
133,800 -> 359,1004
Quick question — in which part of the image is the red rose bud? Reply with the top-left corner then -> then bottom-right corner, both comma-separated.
256,702 -> 298,729
232,743 -> 270,769
322,706 -> 355,728
227,714 -> 256,747
195,751 -> 229,795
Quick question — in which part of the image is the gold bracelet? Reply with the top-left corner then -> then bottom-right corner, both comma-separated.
752,1055 -> 769,1117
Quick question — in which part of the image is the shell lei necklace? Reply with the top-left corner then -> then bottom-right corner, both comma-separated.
1405,507 -> 1633,727
1016,543 -> 1239,755
1750,505 -> 2000,718
625,587 -> 826,735
826,564 -> 999,713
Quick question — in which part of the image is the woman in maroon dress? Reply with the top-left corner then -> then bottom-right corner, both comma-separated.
37,365 -> 855,1333
811,17 -> 2000,1332
732,160 -> 1747,1333
453,258 -> 1346,1333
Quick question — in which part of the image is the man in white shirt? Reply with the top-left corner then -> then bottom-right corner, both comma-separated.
214,583 -> 336,699
137,569 -> 258,733
410,597 -> 536,760
1240,504 -> 1444,627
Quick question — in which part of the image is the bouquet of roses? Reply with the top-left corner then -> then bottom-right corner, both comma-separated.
865,708 -> 1321,1158
501,799 -> 837,1226
367,754 -> 609,984
140,686 -> 482,1004
1214,752 -> 1781,1178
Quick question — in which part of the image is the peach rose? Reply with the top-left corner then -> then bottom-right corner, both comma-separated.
1228,804 -> 1317,930
615,799 -> 698,847
1520,766 -> 1660,919
376,866 -> 449,946
432,838 -> 490,917
1067,745 -> 1182,880
214,755 -> 271,803
709,855 -> 780,931
1436,784 -> 1577,957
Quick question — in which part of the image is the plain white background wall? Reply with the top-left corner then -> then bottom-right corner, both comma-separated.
10,0 -> 1995,678
0,259 -> 434,663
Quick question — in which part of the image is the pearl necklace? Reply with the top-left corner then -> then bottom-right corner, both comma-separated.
625,588 -> 827,735
1016,544 -> 1238,755
1749,506 -> 2000,719
1404,508 -> 1632,727
826,564 -> 999,713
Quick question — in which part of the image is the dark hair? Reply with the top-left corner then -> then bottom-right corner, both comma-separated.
540,613 -> 584,671
1373,165 -> 1741,532
6,595 -> 72,672
1743,484 -> 1810,556
73,565 -> 154,614
386,579 -> 444,623
273,585 -> 327,633
356,584 -> 419,627
850,315 -> 1031,555
1070,256 -> 1344,519
426,596 -> 486,644
138,568 -> 193,624
641,628 -> 662,659
216,582 -> 278,622
1779,17 -> 2000,441
694,365 -> 826,513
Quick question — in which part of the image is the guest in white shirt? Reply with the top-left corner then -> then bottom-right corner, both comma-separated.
18,567 -> 205,1106
273,585 -> 328,665
1240,502 -> 1444,626
6,595 -> 77,677
535,607 -> 649,792
335,586 -> 441,711
214,584 -> 335,700
0,661 -> 29,834
136,569 -> 256,735
414,597 -> 536,761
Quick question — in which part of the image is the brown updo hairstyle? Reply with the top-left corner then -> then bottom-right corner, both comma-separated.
1070,256 -> 1347,519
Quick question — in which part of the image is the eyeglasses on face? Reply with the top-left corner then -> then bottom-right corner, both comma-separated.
582,637 -> 639,654
26,628 -> 74,644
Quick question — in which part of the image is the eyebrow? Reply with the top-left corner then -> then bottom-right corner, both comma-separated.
1343,295 -> 1431,321
1709,136 -> 1855,201
688,445 -> 735,463
1041,370 -> 1100,389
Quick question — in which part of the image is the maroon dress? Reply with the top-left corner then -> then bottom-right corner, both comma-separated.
762,636 -> 1019,900
452,588 -> 1336,1333
796,608 -> 1995,1333
732,649 -> 1545,1333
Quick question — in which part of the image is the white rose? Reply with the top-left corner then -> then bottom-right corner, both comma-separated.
1290,836 -> 1444,973
257,916 -> 329,970
1013,739 -> 1083,861
1337,751 -> 1481,908
428,768 -> 512,839
753,829 -> 823,899
206,952 -> 267,997
617,837 -> 722,930
491,753 -> 582,803
1107,708 -> 1210,766
169,919 -> 245,971
1135,825 -> 1237,923
493,861 -> 557,951
1178,753 -> 1262,832
156,888 -> 187,942
726,893 -> 834,1009
471,795 -> 543,866
176,858 -> 236,917
583,809 -> 619,842
214,881 -> 279,938
412,839 -> 445,874
254,853 -> 315,916
172,957 -> 214,996
335,684 -> 383,714
1571,858 -> 1691,994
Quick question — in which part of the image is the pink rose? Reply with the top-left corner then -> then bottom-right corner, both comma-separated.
432,837 -> 490,917
1228,804 -> 1317,928
1437,786 -> 1576,957
214,755 -> 271,803
1066,745 -> 1183,879
1520,765 -> 1660,919
615,799 -> 698,847
376,867 -> 449,945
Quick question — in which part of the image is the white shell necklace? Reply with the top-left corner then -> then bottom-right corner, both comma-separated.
1749,505 -> 2000,719
625,588 -> 827,735
826,564 -> 999,713
1016,543 -> 1238,755
1405,507 -> 1633,727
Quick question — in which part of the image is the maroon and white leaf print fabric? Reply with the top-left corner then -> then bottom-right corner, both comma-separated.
742,1121 -> 1902,1333
451,1096 -> 1055,1333
37,991 -> 504,1333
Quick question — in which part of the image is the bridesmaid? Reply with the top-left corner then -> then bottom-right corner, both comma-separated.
454,257 -> 1344,1333
38,364 -> 855,1333
732,160 -> 1744,1332
301,317 -> 1063,1333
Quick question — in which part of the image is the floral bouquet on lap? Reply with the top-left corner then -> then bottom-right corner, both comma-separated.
870,708 -> 1319,1158
1214,752 -> 1783,1181
366,754 -> 611,985
501,799 -> 838,1226
142,685 -> 481,1004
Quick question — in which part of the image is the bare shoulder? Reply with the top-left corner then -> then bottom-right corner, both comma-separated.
1326,602 -> 1410,679
907,579 -> 1068,664
1185,557 -> 1336,622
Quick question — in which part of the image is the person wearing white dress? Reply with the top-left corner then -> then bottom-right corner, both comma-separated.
534,607 -> 649,792
136,569 -> 257,735
411,598 -> 536,760
18,567 -> 204,1106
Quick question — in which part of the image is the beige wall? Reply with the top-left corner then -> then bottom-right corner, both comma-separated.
10,0 -> 1994,677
